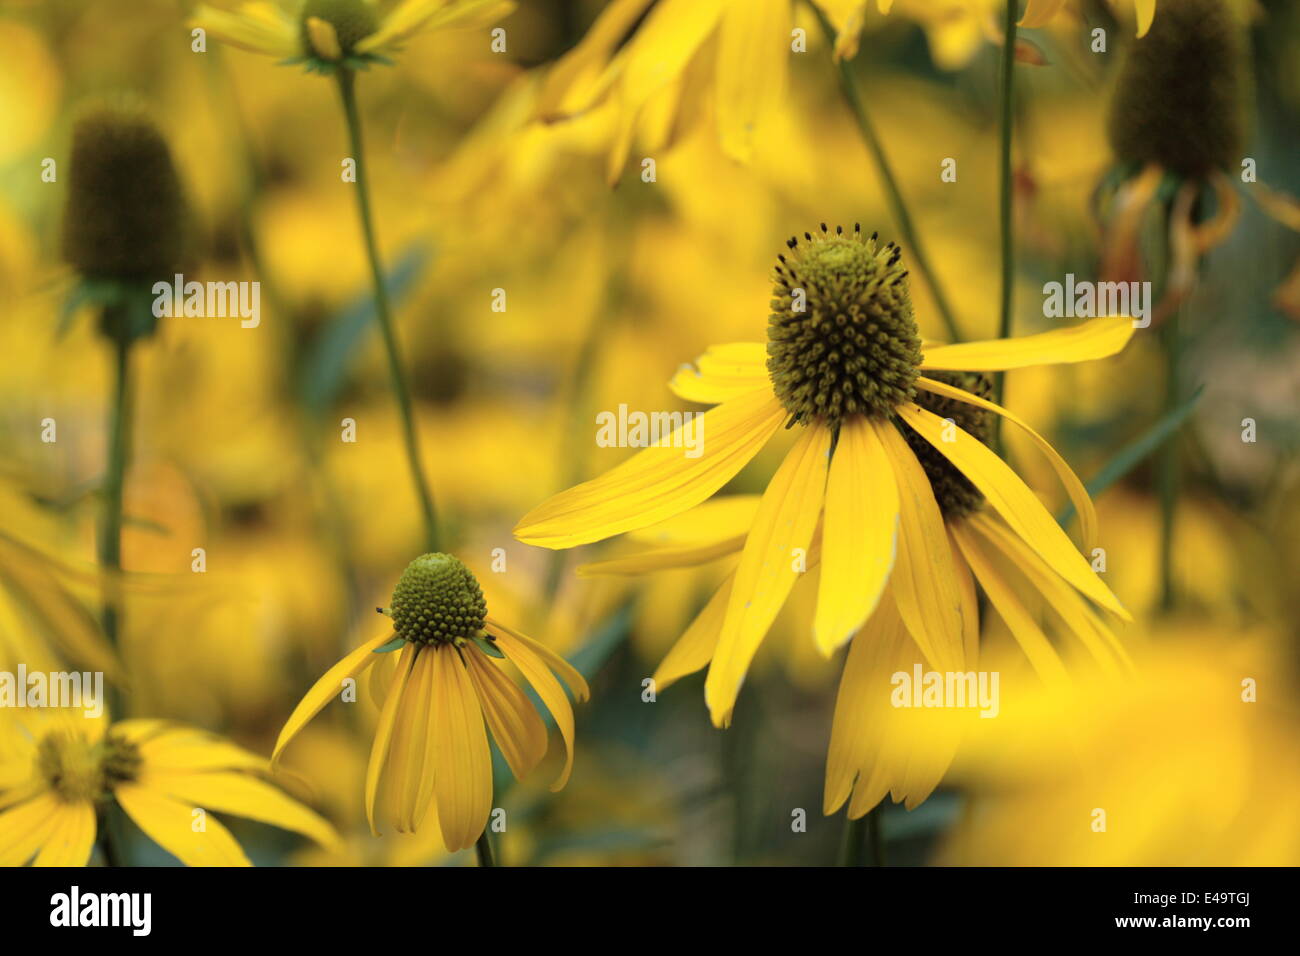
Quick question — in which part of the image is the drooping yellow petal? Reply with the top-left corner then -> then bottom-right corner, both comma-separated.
669,343 -> 771,404
1018,0 -> 1068,28
365,644 -> 417,836
920,316 -> 1137,371
464,643 -> 548,781
387,645 -> 434,833
357,0 -> 516,54
705,425 -> 830,726
271,631 -> 394,768
873,419 -> 965,673
139,770 -> 340,851
1134,0 -> 1157,37
897,403 -> 1130,620
491,626 -> 580,790
653,574 -> 732,690
485,616 -> 589,701
115,783 -> 251,866
950,520 -> 1070,685
515,387 -> 785,548
916,375 -> 1098,550
715,0 -> 787,163
0,793 -> 68,866
971,512 -> 1131,673
430,645 -> 493,853
577,535 -> 744,576
620,0 -> 724,113
190,3 -> 299,59
31,801 -> 94,867
823,600 -> 902,815
536,0 -> 656,119
626,494 -> 761,545
815,417 -> 900,655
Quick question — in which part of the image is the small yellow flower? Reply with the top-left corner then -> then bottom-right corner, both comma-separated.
518,225 -> 1137,733
272,553 -> 588,852
0,709 -> 338,866
191,0 -> 514,71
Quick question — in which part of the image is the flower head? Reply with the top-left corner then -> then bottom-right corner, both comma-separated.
517,226 -> 1136,733
272,553 -> 588,852
0,709 -> 337,866
191,0 -> 514,73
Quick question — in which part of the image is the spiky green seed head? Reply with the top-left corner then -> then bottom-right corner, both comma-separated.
767,225 -> 922,429
1107,0 -> 1248,179
390,553 -> 488,646
61,108 -> 187,281
300,0 -> 379,56
902,371 -> 993,520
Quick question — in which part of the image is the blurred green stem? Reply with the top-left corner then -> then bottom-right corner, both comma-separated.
335,69 -> 441,553
809,3 -> 963,344
1158,309 -> 1181,611
475,830 -> 496,867
98,321 -> 132,865
992,0 -> 1018,452
839,808 -> 884,866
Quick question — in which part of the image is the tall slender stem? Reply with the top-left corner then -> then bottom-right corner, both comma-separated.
839,808 -> 885,866
335,69 -> 440,553
809,3 -> 962,344
1157,309 -> 1180,611
475,830 -> 496,867
991,0 -> 1018,451
98,323 -> 132,865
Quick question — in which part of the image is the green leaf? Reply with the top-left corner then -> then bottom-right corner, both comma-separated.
372,637 -> 406,654
473,635 -> 506,659
297,242 -> 433,417
1057,384 -> 1206,527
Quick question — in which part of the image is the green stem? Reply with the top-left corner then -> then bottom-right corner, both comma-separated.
991,0 -> 1018,452
1157,309 -> 1180,611
475,830 -> 496,867
809,3 -> 962,344
839,808 -> 885,866
98,324 -> 132,865
335,69 -> 440,554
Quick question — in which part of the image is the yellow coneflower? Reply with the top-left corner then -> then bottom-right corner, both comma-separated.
191,0 -> 513,71
580,371 -> 1134,815
1100,0 -> 1300,320
271,553 -> 588,853
0,709 -> 338,866
518,225 -> 1135,731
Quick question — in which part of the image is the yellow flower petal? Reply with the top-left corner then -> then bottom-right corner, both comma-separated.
140,728 -> 267,774
897,402 -> 1130,620
577,535 -> 744,576
536,0 -> 656,119
1134,0 -> 1157,37
139,770 -> 340,851
190,3 -> 299,59
365,644 -> 417,836
627,494 -> 761,545
716,0 -> 787,163
357,0 -> 517,54
115,783 -> 251,866
515,387 -> 785,548
491,626 -> 580,790
0,793 -> 67,866
668,342 -> 770,404
305,16 -> 343,61
815,417 -> 899,655
430,644 -> 493,852
464,643 -> 548,781
653,573 -> 732,690
31,801 -> 94,867
916,375 -> 1098,550
951,520 -> 1071,685
920,316 -> 1137,371
874,419 -> 965,673
386,645 -> 435,832
705,425 -> 830,726
1018,0 -> 1068,29
486,616 -> 589,701
271,631 -> 394,768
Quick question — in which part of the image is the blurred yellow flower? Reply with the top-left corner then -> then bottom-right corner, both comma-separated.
271,553 -> 588,852
192,0 -> 513,68
0,709 -> 338,866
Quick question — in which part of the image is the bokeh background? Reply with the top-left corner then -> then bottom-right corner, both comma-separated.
1,0 -> 1298,865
